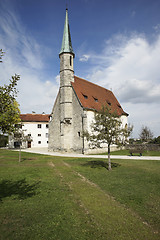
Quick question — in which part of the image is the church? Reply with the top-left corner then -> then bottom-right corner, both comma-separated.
48,9 -> 128,154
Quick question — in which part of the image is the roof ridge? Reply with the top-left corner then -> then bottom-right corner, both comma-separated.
20,114 -> 50,116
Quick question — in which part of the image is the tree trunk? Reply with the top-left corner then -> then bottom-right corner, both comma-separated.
108,144 -> 112,170
19,144 -> 21,162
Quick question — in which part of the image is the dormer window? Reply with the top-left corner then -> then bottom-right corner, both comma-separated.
82,94 -> 88,99
107,101 -> 111,106
93,97 -> 98,102
117,104 -> 122,109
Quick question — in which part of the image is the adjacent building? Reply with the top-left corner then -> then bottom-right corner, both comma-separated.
8,113 -> 50,148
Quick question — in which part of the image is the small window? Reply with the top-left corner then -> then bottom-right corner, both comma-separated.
28,134 -> 31,137
46,133 -> 48,138
93,97 -> 98,102
107,101 -> 111,106
38,134 -> 41,137
38,141 -> 41,144
37,124 -> 41,128
82,94 -> 88,99
46,124 -> 49,128
47,141 -> 48,144
78,132 -> 80,137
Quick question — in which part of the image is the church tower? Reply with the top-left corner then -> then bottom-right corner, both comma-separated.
49,8 -> 128,154
59,8 -> 75,151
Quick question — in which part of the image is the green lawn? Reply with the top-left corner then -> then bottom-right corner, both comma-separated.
98,149 -> 160,156
0,149 -> 160,240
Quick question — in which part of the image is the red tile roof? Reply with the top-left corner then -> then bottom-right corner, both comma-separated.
72,76 -> 128,116
20,114 -> 50,122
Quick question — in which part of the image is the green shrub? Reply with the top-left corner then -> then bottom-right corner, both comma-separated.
0,134 -> 8,147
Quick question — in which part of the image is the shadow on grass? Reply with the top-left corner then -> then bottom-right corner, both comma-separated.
0,179 -> 40,202
21,157 -> 37,162
81,160 -> 121,170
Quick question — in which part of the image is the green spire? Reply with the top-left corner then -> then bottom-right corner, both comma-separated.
59,8 -> 75,57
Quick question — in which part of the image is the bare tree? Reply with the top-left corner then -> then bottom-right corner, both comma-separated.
14,126 -> 32,162
139,126 -> 154,142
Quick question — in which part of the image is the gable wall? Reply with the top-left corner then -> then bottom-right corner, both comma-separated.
48,93 -> 61,151
72,88 -> 84,153
84,111 -> 128,154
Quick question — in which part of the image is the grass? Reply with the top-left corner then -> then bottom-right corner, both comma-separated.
97,149 -> 160,156
0,149 -> 160,240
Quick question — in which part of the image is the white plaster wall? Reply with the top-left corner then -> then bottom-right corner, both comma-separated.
22,122 -> 49,148
120,115 -> 128,128
84,111 -> 128,154
86,110 -> 95,134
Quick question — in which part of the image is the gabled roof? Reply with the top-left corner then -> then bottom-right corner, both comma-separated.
59,8 -> 75,57
71,76 -> 128,116
20,114 -> 50,122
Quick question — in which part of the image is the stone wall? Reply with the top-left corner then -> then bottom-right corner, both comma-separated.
48,93 -> 61,151
127,144 -> 160,151
72,88 -> 84,153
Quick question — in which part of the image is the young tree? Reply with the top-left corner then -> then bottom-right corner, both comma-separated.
0,49 -> 21,134
0,75 -> 21,134
84,105 -> 133,170
151,136 -> 160,144
139,126 -> 153,142
13,126 -> 32,162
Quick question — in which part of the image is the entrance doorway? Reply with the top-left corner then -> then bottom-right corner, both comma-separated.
28,141 -> 31,148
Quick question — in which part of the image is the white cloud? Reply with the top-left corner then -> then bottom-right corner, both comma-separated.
83,33 -> 160,137
86,34 -> 160,104
126,102 -> 160,138
153,24 -> 160,33
55,75 -> 60,84
0,2 -> 58,114
79,54 -> 90,62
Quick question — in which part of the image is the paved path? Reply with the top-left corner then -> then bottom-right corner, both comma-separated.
21,147 -> 160,161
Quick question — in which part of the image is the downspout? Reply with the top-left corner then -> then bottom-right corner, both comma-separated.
81,113 -> 87,154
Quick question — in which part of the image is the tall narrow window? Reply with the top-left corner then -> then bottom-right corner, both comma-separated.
70,56 -> 72,66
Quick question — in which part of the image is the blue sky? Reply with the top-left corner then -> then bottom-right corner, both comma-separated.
0,0 -> 160,138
